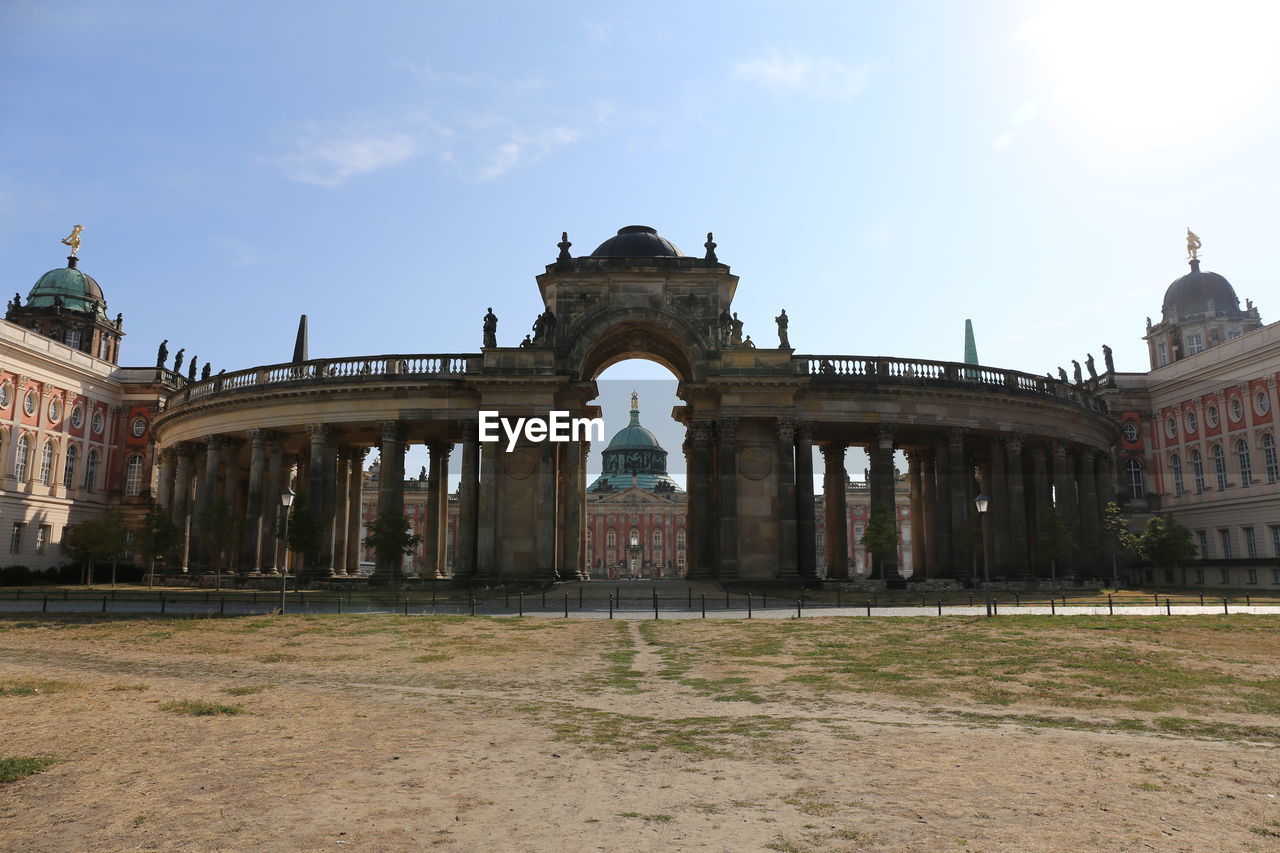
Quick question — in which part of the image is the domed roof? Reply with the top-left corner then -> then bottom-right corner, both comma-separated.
27,258 -> 108,318
589,394 -> 683,493
1161,259 -> 1241,322
604,409 -> 664,451
590,225 -> 684,258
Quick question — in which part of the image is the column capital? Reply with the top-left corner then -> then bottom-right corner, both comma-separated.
202,434 -> 225,451
718,417 -> 739,442
821,441 -> 848,458
1005,433 -> 1025,454
378,420 -> 406,442
691,420 -> 713,444
946,427 -> 966,449
306,422 -> 335,444
460,419 -> 478,441
429,441 -> 453,461
876,421 -> 897,449
796,421 -> 816,442
775,418 -> 795,442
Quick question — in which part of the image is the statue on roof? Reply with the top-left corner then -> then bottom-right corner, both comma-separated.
704,232 -> 717,263
188,357 -> 197,381
173,348 -> 185,374
718,308 -> 732,346
1085,353 -> 1098,382
201,363 -> 211,381
742,335 -> 756,349
1102,344 -> 1115,375
60,225 -> 84,256
482,307 -> 497,348
1057,366 -> 1069,384
631,390 -> 638,410
557,232 -> 572,261
1186,227 -> 1201,260
731,312 -> 744,345
1071,360 -> 1083,385
156,340 -> 169,368
776,309 -> 790,349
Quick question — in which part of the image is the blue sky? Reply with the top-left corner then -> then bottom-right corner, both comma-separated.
4,1 -> 1280,480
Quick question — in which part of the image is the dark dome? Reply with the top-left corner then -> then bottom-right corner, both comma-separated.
1161,260 -> 1241,322
590,226 -> 684,258
28,261 -> 108,318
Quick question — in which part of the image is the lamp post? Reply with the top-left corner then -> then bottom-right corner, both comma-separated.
279,488 -> 295,614
974,492 -> 991,616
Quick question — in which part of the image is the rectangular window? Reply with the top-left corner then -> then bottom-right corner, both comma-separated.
1248,568 -> 1258,585
65,328 -> 81,349
1187,333 -> 1204,355
119,530 -> 133,559
1220,568 -> 1230,584
34,525 -> 48,555
9,522 -> 22,554
1273,568 -> 1280,584
1157,342 -> 1168,366
1272,525 -> 1280,558
1244,527 -> 1257,558
1196,530 -> 1208,559
1219,529 -> 1232,560
1228,329 -> 1242,340
1195,568 -> 1205,584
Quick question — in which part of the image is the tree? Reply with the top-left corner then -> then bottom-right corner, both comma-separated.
63,515 -> 127,586
1137,514 -> 1197,585
133,505 -> 181,586
362,507 -> 421,586
859,502 -> 898,580
1039,506 -> 1076,585
1101,501 -> 1138,588
276,494 -> 323,576
196,498 -> 240,590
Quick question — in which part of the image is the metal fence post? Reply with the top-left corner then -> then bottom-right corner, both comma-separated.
608,593 -> 613,620
220,597 -> 225,616
404,599 -> 409,617
1223,597 -> 1229,615
865,601 -> 871,617
1165,598 -> 1172,616
1108,594 -> 1113,615
160,595 -> 166,614
42,594 -> 48,613
563,594 -> 569,618
747,593 -> 752,619
469,596 -> 475,617
701,593 -> 706,619
101,596 -> 107,613
519,592 -> 524,617
1050,598 -> 1055,616
937,599 -> 942,616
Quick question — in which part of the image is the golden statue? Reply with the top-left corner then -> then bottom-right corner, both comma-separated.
1186,227 -> 1201,260
60,224 -> 84,256
631,390 -> 639,410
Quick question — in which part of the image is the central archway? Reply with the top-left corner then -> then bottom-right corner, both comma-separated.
564,307 -> 710,384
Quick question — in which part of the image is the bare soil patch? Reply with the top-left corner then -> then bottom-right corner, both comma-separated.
1,614 -> 1278,851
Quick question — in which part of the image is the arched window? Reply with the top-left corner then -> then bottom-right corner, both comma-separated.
653,529 -> 663,548
39,440 -> 53,485
63,445 -> 77,489
1264,434 -> 1279,484
1212,444 -> 1227,490
125,454 -> 144,496
629,529 -> 640,547
1190,448 -> 1204,494
1237,438 -> 1253,485
1125,458 -> 1144,500
14,433 -> 29,482
606,530 -> 616,549
676,530 -> 686,550
84,449 -> 99,492
1170,453 -> 1183,498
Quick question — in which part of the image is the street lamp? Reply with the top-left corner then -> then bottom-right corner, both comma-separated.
974,492 -> 991,616
279,488 -> 295,614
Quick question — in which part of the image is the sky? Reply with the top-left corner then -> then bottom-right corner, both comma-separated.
4,0 -> 1280,482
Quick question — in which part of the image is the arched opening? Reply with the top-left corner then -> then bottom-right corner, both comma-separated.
585,358 -> 686,580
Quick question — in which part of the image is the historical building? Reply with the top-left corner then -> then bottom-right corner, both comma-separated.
0,238 -> 171,571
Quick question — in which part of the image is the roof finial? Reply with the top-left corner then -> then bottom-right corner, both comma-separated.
704,232 -> 718,263
61,224 -> 84,261
557,231 -> 572,261
293,314 -> 309,363
1186,227 -> 1201,261
630,389 -> 639,411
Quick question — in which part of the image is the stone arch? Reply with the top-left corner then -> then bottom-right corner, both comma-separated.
564,307 -> 710,383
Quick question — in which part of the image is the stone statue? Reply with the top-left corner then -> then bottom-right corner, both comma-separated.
1146,316 -> 1153,332
201,363 -> 211,381
519,334 -> 532,348
156,339 -> 169,368
11,292 -> 20,310
1247,299 -> 1255,312
1071,360 -> 1083,385
115,312 -> 123,328
53,295 -> 63,310
776,309 -> 790,349
557,231 -> 572,261
1102,344 -> 1115,374
419,465 -> 427,481
1057,367 -> 1069,383
718,309 -> 732,346
742,335 -> 756,349
188,357 -> 197,381
1186,227 -> 1201,260
704,232 -> 717,263
531,309 -> 556,345
1085,353 -> 1098,381
731,312 -> 744,345
60,224 -> 84,256
173,348 -> 185,374
482,308 -> 497,348
631,390 -> 639,410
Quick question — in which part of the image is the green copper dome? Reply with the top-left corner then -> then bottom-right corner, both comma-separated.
27,258 -> 108,318
590,396 -> 683,493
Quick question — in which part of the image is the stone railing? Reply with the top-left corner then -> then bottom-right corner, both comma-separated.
797,355 -> 1108,413
161,354 -> 478,410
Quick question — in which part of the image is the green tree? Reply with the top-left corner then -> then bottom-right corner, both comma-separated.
362,508 -> 421,586
1137,514 -> 1197,585
1040,506 -> 1076,584
63,514 -> 127,586
859,502 -> 898,580
197,498 -> 240,589
276,494 -> 323,576
1101,501 -> 1138,588
133,505 -> 181,586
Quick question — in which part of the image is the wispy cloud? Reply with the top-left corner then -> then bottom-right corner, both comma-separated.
734,52 -> 870,99
477,126 -> 582,181
275,123 -> 418,188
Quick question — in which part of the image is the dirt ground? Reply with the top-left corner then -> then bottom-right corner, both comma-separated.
1,613 -> 1278,852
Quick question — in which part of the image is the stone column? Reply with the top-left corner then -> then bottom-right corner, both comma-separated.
1078,449 -> 1101,565
821,443 -> 849,580
688,421 -> 714,580
173,444 -> 195,572
1051,441 -> 1077,576
716,418 -> 739,581
345,447 -> 366,574
907,450 -> 924,579
795,423 -> 817,580
1005,437 -> 1029,578
932,439 -> 952,577
579,443 -> 589,579
193,436 -> 223,569
155,448 -> 175,511
262,438 -> 284,574
559,438 -> 583,581
241,430 -> 267,573
535,441 -> 557,581
332,449 -> 350,576
476,431 -> 499,580
947,429 -> 968,573
988,439 -> 1010,576
455,421 -> 479,579
920,449 -> 938,577
776,419 -> 799,581
1030,443 -> 1052,577
424,442 -> 449,578
306,424 -> 338,576
375,420 -> 406,581
869,423 -> 898,580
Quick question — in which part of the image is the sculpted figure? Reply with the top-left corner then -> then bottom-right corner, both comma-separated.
776,309 -> 790,348
173,348 -> 185,374
201,363 -> 212,381
1102,344 -> 1115,374
188,357 -> 197,381
718,309 -> 732,346
1085,353 -> 1098,381
1072,360 -> 1083,385
519,334 -> 532,348
482,307 -> 498,348
156,339 -> 169,367
742,335 -> 756,349
1186,227 -> 1201,260
60,224 -> 84,256
731,312 -> 744,346
1057,367 -> 1069,383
